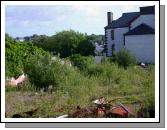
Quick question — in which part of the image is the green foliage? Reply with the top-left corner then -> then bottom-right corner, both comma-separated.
25,54 -> 59,89
5,34 -> 154,118
47,30 -> 87,57
24,54 -> 76,90
116,48 -> 137,69
86,64 -> 104,76
69,54 -> 94,71
30,30 -> 95,57
5,34 -> 47,78
6,58 -> 155,117
87,34 -> 104,44
77,38 -> 95,56
31,35 -> 50,51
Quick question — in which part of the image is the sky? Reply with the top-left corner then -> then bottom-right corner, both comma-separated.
5,5 -> 142,38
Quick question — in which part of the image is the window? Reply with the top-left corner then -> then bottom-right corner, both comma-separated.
112,44 -> 115,52
111,30 -> 114,40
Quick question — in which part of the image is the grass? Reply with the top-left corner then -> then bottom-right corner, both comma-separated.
5,59 -> 155,118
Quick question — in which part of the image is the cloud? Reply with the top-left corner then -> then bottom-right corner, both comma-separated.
71,5 -> 104,17
121,5 -> 140,12
5,5 -> 144,37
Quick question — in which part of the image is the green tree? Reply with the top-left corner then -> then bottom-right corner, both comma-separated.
31,34 -> 50,51
47,30 -> 86,58
77,38 -> 95,56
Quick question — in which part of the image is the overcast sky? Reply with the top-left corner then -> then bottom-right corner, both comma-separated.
5,5 -> 142,38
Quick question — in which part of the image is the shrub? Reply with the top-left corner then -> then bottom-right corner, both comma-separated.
116,48 -> 137,69
24,54 -> 72,90
69,54 -> 94,71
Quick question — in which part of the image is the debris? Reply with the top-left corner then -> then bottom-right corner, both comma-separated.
110,106 -> 128,117
6,73 -> 28,87
140,63 -> 146,68
93,97 -> 106,105
97,107 -> 105,118
118,103 -> 135,116
65,98 -> 135,118
12,108 -> 39,118
68,106 -> 96,118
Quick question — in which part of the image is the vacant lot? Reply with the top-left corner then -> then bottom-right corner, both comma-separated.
5,63 -> 155,118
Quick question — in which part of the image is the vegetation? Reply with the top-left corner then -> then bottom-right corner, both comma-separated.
31,30 -> 95,58
24,54 -> 74,90
5,33 -> 47,78
116,48 -> 137,69
5,33 -> 155,118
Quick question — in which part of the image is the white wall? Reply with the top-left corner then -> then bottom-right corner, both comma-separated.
125,34 -> 155,63
130,14 -> 155,29
106,27 -> 129,56
114,27 -> 129,52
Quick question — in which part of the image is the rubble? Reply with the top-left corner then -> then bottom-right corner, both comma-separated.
6,73 -> 28,87
67,97 -> 135,118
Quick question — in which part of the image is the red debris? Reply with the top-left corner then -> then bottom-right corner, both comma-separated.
110,106 -> 134,118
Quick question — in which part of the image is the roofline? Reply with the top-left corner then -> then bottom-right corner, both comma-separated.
124,33 -> 155,36
104,12 -> 140,30
104,26 -> 128,29
128,15 -> 140,26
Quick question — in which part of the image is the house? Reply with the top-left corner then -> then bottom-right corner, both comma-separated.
104,6 -> 155,63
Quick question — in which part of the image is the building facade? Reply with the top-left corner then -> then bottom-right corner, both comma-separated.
104,6 -> 155,63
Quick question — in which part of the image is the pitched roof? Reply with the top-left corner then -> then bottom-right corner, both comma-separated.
104,12 -> 140,29
124,23 -> 155,36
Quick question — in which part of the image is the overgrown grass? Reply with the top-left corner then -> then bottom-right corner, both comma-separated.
5,56 -> 155,118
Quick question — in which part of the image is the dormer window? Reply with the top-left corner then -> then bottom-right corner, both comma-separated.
111,30 -> 114,40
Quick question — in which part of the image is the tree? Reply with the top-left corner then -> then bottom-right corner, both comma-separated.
77,38 -> 95,56
31,34 -> 50,51
47,30 -> 87,58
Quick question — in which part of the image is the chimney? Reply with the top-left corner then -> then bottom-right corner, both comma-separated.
107,12 -> 113,25
140,6 -> 155,15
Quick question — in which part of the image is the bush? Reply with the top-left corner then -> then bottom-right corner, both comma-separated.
116,48 -> 137,69
69,54 -> 94,71
24,54 -> 73,90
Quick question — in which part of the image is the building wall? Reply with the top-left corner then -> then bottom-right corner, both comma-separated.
105,27 -> 128,56
114,27 -> 129,52
130,14 -> 155,29
125,34 -> 155,63
105,28 -> 113,56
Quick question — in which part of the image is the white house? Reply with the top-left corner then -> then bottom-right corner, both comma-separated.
104,6 -> 155,63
